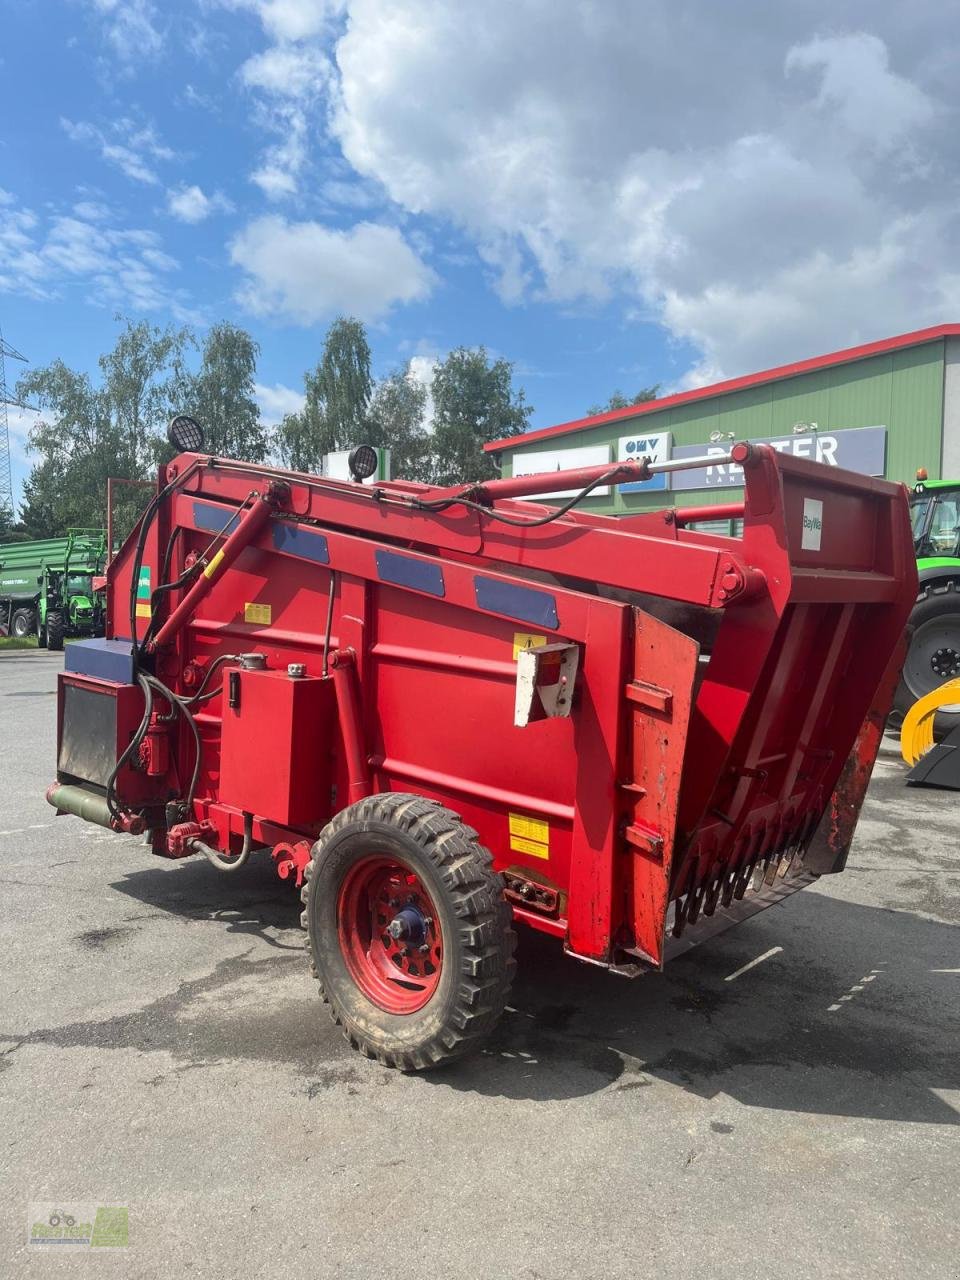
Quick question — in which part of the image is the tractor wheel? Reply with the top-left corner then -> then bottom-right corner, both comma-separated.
46,610 -> 65,652
10,608 -> 34,638
35,612 -> 47,648
302,792 -> 516,1070
893,581 -> 960,737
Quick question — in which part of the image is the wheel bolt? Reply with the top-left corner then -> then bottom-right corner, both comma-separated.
419,943 -> 431,953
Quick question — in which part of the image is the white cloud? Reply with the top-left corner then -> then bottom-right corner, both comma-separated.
241,43 -> 329,96
230,216 -> 435,323
229,2 -> 340,200
87,0 -> 163,62
61,117 -> 174,186
248,103 -> 310,198
0,189 -> 195,320
406,354 -> 436,431
4,402 -> 39,466
255,381 -> 306,425
326,3 -> 955,379
166,184 -> 234,223
785,33 -> 936,155
220,0 -> 342,42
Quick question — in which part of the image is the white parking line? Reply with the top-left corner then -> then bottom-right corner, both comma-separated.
724,946 -> 783,982
0,823 -> 52,837
828,968 -> 883,1011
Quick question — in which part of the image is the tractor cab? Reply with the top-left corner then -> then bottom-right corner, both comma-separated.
911,476 -> 960,559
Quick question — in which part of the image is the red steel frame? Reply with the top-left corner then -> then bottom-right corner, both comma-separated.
60,442 -> 916,970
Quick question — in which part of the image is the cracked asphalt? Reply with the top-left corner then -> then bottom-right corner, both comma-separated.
1,649 -> 958,1277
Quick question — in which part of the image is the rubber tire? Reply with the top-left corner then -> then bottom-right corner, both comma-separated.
302,793 -> 516,1070
36,615 -> 47,649
10,608 -> 34,638
46,610 -> 65,652
892,581 -> 960,738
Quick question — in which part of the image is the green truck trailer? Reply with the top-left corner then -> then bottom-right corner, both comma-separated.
0,530 -> 107,650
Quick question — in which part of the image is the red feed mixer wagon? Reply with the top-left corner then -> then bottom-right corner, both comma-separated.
48,417 -> 916,1069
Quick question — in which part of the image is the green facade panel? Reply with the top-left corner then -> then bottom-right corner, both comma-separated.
501,338 -> 947,516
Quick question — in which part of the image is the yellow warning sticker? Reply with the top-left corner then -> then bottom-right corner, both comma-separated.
244,602 -> 272,625
510,835 -> 550,860
512,632 -> 548,660
509,812 -> 549,843
508,812 -> 550,858
135,602 -> 152,619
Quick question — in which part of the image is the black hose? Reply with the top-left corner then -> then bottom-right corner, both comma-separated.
142,673 -> 202,811
412,466 -> 628,527
128,459 -> 203,665
105,673 -> 154,820
181,653 -> 242,706
321,570 -> 337,678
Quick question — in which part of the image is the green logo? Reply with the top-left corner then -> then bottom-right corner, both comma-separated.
28,1204 -> 128,1248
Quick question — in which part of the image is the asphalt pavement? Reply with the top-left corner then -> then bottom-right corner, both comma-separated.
0,648 -> 958,1277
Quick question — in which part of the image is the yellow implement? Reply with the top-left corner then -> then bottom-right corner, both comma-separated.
900,678 -> 960,765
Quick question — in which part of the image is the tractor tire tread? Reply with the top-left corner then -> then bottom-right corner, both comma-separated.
46,610 -> 66,652
301,792 -> 516,1070
892,580 -> 960,734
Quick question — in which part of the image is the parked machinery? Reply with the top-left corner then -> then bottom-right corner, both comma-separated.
47,419 -> 916,1068
0,529 -> 106,649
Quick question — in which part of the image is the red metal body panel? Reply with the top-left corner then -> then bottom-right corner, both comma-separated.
219,668 -> 335,827
60,440 -> 917,970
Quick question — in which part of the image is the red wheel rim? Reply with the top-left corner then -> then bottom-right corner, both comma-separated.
337,856 -> 444,1014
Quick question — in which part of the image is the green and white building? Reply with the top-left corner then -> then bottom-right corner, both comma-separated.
484,324 -> 960,530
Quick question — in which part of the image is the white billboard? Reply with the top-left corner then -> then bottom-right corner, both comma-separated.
511,443 -> 612,499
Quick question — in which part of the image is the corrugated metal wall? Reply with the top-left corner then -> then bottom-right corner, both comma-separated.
501,338 -> 946,515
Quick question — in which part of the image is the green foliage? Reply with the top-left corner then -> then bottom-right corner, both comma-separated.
367,369 -> 429,481
586,385 -> 660,416
318,316 -> 372,447
99,318 -> 195,471
17,316 -> 266,539
276,316 -> 373,471
0,505 -> 16,538
428,347 -> 532,485
189,323 -> 266,462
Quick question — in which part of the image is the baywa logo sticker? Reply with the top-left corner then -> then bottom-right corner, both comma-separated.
27,1203 -> 128,1248
801,497 -> 824,552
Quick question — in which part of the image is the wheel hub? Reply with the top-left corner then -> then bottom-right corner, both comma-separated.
385,905 -> 428,945
931,646 -> 960,678
337,857 -> 443,1014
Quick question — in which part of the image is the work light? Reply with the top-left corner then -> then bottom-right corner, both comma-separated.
167,415 -> 205,453
348,444 -> 379,482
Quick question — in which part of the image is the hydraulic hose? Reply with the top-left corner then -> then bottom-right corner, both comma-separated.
141,673 -> 202,811
189,811 -> 256,874
105,672 -> 154,820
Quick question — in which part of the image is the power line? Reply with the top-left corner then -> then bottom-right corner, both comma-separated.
0,327 -> 29,518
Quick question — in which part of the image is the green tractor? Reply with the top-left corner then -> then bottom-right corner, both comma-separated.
0,529 -> 107,651
893,477 -> 960,734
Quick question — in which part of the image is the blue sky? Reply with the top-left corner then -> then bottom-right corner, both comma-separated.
1,1 -> 956,507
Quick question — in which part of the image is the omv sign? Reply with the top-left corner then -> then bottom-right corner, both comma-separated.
617,432 -> 671,492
